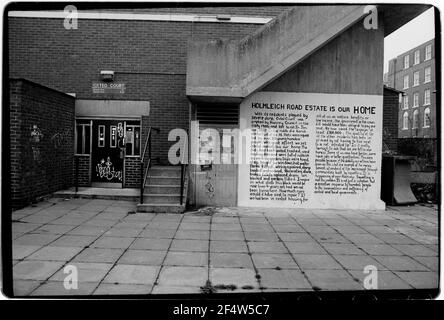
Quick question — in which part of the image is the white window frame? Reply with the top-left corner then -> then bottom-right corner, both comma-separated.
423,107 -> 431,128
403,95 -> 409,110
404,55 -> 409,69
424,66 -> 431,83
414,50 -> 420,65
413,92 -> 419,108
402,112 -> 409,130
75,122 -> 92,155
425,44 -> 432,61
413,71 -> 419,86
424,89 -> 431,106
403,75 -> 409,89
124,123 -> 141,157
412,110 -> 419,129
98,125 -> 105,147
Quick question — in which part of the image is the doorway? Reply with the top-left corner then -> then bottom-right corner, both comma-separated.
91,120 -> 124,187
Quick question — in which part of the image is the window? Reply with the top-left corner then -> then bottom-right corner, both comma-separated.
413,92 -> 419,108
402,112 -> 409,130
424,89 -> 431,105
75,122 -> 91,155
425,44 -> 432,60
404,55 -> 409,69
424,66 -> 431,83
412,110 -> 419,129
403,95 -> 409,109
110,126 -> 117,148
98,125 -> 105,147
414,50 -> 420,65
424,108 -> 431,128
413,71 -> 419,86
125,123 -> 141,156
403,75 -> 409,89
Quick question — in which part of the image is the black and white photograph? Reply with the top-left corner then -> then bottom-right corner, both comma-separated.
1,1 -> 440,303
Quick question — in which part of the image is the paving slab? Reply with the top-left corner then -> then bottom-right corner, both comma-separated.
130,238 -> 172,250
210,240 -> 248,253
210,253 -> 253,269
14,233 -> 60,246
392,244 -> 438,257
304,269 -> 363,291
349,270 -> 412,290
118,250 -> 167,266
151,285 -> 202,294
92,236 -> 135,249
286,242 -> 327,254
139,228 -> 176,239
50,235 -> 97,247
170,239 -> 209,252
394,271 -> 439,289
72,248 -> 123,263
320,243 -> 366,255
210,268 -> 258,289
33,224 -> 75,235
104,227 -> 141,237
12,280 -> 42,296
278,233 -> 314,242
165,252 -> 208,267
210,231 -> 244,241
373,256 -> 430,271
258,269 -> 312,290
27,246 -> 84,262
31,281 -> 98,296
247,241 -> 287,254
333,255 -> 387,271
93,283 -> 152,295
13,245 -> 42,260
157,266 -> 207,287
251,253 -> 299,269
103,265 -> 159,285
244,231 -> 279,242
293,254 -> 344,270
357,244 -> 403,256
14,260 -> 65,280
49,262 -> 113,282
175,230 -> 210,240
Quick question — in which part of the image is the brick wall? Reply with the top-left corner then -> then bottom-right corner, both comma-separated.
10,79 -> 75,208
124,157 -> 141,188
74,155 -> 91,186
8,7 -> 289,163
383,88 -> 400,153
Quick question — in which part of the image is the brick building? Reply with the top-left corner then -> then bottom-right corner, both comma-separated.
7,4 -> 430,211
385,39 -> 437,138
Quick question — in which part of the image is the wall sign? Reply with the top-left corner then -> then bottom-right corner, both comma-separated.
238,91 -> 385,210
92,82 -> 126,94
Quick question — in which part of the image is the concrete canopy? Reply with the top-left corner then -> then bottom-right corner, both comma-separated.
186,4 -> 432,104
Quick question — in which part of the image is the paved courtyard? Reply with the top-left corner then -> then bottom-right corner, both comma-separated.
10,198 -> 439,296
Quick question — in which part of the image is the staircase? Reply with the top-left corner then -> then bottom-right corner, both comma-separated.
136,165 -> 187,213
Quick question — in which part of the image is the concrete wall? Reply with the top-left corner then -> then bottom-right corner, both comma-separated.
10,79 -> 75,208
186,5 -> 368,100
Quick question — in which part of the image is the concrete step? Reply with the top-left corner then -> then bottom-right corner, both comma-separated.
143,194 -> 185,204
145,184 -> 182,194
147,176 -> 181,185
149,166 -> 182,177
136,203 -> 185,213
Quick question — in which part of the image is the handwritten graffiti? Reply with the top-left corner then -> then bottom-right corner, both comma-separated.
96,157 -> 122,181
51,129 -> 71,149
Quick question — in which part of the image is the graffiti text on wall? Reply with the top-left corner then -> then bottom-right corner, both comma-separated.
96,157 -> 122,181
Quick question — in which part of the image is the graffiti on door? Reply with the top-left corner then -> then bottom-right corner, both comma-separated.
96,156 -> 122,181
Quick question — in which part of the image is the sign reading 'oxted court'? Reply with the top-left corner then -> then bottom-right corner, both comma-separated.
238,92 -> 385,210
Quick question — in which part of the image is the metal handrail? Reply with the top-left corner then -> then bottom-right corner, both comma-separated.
179,162 -> 187,205
140,127 -> 159,204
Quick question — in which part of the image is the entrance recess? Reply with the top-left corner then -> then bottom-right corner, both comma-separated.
91,120 -> 124,187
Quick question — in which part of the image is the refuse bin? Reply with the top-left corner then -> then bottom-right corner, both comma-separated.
381,155 -> 418,205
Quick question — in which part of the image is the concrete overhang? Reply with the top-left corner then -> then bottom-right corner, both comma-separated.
186,4 -> 432,104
